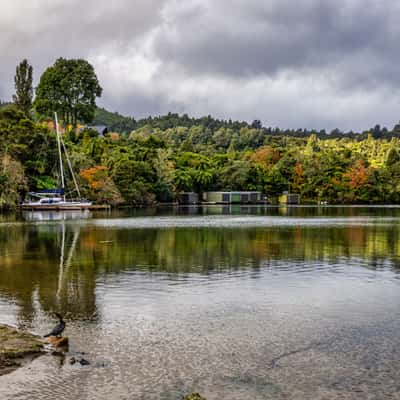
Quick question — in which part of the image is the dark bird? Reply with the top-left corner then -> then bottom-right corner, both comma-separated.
44,313 -> 65,338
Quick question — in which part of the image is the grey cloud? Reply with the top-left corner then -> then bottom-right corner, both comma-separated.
100,89 -> 184,119
0,0 -> 167,98
0,0 -> 166,54
1,0 -> 400,131
153,0 -> 400,88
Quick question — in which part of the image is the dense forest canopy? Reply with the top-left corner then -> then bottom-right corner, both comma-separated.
1,57 -> 400,208
2,103 -> 400,207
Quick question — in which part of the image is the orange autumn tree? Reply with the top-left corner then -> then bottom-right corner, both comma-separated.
343,159 -> 374,202
249,146 -> 280,169
292,161 -> 304,192
79,165 -> 123,205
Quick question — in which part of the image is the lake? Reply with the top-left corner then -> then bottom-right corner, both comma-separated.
1,205 -> 400,399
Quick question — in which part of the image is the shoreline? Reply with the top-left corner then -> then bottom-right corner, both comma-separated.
0,324 -> 44,376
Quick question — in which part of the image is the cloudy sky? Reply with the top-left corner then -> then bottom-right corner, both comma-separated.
1,0 -> 400,131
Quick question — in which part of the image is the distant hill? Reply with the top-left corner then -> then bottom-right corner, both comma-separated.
93,108 -> 253,135
94,107 -> 397,140
93,107 -> 137,134
135,112 -> 251,132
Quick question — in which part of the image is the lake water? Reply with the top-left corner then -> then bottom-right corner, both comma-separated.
1,206 -> 400,399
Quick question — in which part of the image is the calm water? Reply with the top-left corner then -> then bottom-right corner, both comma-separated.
1,206 -> 400,399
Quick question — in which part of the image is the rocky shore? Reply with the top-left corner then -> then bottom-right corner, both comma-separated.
0,323 -> 209,399
0,324 -> 44,375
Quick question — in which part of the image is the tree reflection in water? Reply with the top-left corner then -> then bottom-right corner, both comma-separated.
1,209 -> 400,325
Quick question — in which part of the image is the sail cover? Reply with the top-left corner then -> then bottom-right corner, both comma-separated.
29,188 -> 65,195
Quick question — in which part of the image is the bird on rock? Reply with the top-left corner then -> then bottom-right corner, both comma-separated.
44,313 -> 65,338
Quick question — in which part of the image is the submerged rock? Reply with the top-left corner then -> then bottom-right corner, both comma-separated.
69,356 -> 90,366
183,394 -> 207,400
0,324 -> 44,376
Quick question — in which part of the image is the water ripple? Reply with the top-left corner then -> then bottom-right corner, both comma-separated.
87,216 -> 399,229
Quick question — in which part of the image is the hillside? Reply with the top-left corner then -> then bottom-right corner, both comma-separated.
93,107 -> 137,134
94,107 -> 399,141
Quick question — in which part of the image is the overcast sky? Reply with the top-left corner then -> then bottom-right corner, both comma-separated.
1,0 -> 400,131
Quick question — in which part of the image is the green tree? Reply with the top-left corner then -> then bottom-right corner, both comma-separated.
0,154 -> 28,208
0,106 -> 57,192
217,160 -> 251,190
13,59 -> 33,116
112,157 -> 156,205
153,149 -> 175,201
174,169 -> 193,191
386,147 -> 400,167
34,58 -> 102,126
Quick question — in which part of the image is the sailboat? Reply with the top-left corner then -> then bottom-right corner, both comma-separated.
21,113 -> 92,210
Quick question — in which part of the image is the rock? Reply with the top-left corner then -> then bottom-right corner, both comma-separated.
0,324 -> 44,376
183,394 -> 207,400
45,336 -> 69,348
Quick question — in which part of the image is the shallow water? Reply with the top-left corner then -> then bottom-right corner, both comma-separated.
1,206 -> 400,399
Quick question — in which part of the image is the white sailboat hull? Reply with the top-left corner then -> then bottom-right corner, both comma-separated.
21,112 -> 100,212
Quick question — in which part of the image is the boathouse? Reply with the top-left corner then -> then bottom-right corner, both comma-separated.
279,193 -> 300,205
202,191 -> 262,204
178,192 -> 199,205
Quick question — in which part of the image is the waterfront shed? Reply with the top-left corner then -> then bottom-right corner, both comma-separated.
178,192 -> 199,205
279,193 -> 300,205
203,191 -> 262,204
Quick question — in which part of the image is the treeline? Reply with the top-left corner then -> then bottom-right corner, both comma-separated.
2,104 -> 400,207
93,108 -> 400,141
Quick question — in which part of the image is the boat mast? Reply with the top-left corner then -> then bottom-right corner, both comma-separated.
60,137 -> 81,198
54,112 -> 65,201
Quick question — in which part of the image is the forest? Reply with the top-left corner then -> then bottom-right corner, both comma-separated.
1,58 -> 400,208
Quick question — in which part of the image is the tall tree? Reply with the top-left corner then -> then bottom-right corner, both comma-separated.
34,58 -> 102,126
13,59 -> 33,116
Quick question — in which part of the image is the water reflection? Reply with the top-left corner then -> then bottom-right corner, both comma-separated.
22,209 -> 92,222
0,222 -> 97,325
1,210 -> 400,325
1,208 -> 400,399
